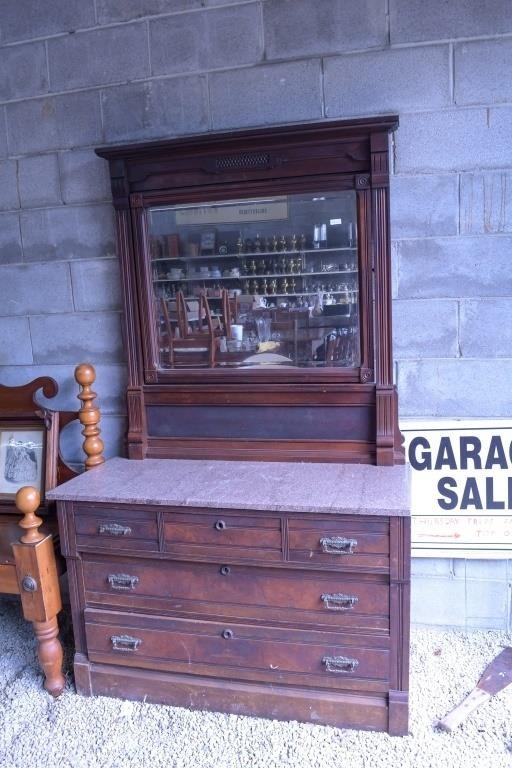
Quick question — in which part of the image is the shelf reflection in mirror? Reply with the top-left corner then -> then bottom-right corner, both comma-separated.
149,191 -> 360,370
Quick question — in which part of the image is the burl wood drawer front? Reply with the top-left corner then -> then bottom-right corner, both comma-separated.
75,508 -> 158,552
84,609 -> 390,692
163,511 -> 282,562
288,517 -> 389,570
82,555 -> 390,632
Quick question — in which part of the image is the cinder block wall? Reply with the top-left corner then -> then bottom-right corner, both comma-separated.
0,0 -> 511,627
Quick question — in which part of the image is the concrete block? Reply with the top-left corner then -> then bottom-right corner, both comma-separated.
150,4 -> 263,76
0,41 -> 48,101
0,0 -> 95,44
6,93 -> 102,156
210,60 -> 322,131
460,299 -> 512,357
0,317 -> 33,365
465,616 -> 508,630
0,364 -> 126,415
390,174 -> 458,239
411,576 -> 466,627
20,205 -> 116,262
206,0 -> 254,5
393,299 -> 458,358
97,0 -> 201,24
453,559 -> 507,581
0,263 -> 73,316
397,359 -> 512,418
0,161 -> 19,211
30,311 -> 124,364
397,236 -> 512,298
466,580 -> 509,621
0,108 -> 6,159
455,39 -> 512,107
390,0 -> 512,44
0,214 -> 22,265
391,241 -> 399,300
59,149 -> 112,204
101,77 -> 208,143
18,154 -> 61,208
396,107 -> 512,172
48,25 -> 149,92
460,172 -> 512,235
411,558 -> 454,578
325,46 -> 450,118
263,0 -> 386,60
71,259 -> 122,311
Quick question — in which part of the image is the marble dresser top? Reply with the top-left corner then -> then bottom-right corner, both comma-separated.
47,457 -> 410,517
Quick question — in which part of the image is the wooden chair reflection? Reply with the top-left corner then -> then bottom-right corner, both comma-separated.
161,291 -> 216,368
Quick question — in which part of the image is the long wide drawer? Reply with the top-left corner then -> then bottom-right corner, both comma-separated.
163,510 -> 282,562
288,517 -> 389,571
81,555 -> 390,632
84,608 -> 391,692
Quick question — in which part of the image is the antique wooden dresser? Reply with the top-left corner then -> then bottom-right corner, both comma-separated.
50,116 -> 410,733
49,458 -> 409,734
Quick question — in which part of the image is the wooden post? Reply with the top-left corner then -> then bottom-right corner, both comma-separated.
12,487 -> 65,697
74,362 -> 105,470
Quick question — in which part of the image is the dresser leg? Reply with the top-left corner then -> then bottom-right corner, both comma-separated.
32,616 -> 65,697
388,690 -> 409,735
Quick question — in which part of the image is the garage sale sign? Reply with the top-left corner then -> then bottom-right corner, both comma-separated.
401,420 -> 512,558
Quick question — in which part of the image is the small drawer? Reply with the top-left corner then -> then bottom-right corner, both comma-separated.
75,507 -> 158,552
163,510 -> 282,562
82,555 -> 390,632
288,517 -> 389,571
84,608 -> 390,692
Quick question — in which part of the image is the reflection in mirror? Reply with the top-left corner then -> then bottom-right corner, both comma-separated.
149,191 -> 360,370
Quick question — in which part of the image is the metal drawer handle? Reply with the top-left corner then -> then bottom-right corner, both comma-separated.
98,522 -> 132,537
111,634 -> 142,652
107,573 -> 140,591
320,536 -> 357,554
220,565 -> 231,576
321,593 -> 358,611
322,655 -> 359,674
222,629 -> 234,639
214,520 -> 226,531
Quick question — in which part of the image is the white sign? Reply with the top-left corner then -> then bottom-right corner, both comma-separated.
401,419 -> 512,558
174,198 -> 288,226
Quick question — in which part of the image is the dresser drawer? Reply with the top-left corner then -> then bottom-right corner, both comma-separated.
163,510 -> 282,562
84,608 -> 390,693
288,517 -> 389,571
75,507 -> 158,552
82,555 -> 390,632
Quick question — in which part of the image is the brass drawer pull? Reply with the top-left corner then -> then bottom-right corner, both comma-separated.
320,536 -> 357,554
214,520 -> 226,531
321,593 -> 358,611
111,634 -> 142,652
220,565 -> 231,576
322,655 -> 359,674
222,629 -> 234,639
107,573 -> 140,591
98,522 -> 132,537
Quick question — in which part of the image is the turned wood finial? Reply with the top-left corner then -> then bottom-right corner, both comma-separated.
75,362 -> 105,470
16,486 -> 45,544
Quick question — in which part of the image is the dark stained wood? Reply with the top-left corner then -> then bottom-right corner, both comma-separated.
60,495 -> 410,733
74,651 -> 390,731
81,554 -> 390,632
95,116 -> 404,465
